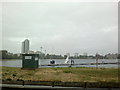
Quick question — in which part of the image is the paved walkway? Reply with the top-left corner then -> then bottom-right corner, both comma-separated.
1,84 -> 120,90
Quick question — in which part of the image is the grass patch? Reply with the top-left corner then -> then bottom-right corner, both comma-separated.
1,66 -> 119,82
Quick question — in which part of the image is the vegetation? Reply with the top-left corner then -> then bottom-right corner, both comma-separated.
1,50 -> 118,59
0,50 -> 21,59
1,66 -> 118,83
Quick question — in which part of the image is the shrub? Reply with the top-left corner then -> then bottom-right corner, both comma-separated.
63,70 -> 72,73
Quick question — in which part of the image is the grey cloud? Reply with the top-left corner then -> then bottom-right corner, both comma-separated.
2,2 -> 118,55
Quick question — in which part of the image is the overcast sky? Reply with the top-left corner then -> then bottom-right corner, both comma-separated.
1,2 -> 118,55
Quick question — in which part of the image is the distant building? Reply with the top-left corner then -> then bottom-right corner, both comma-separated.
35,51 -> 41,54
16,53 -> 21,57
66,53 -> 70,56
7,52 -> 13,56
74,53 -> 79,57
21,39 -> 29,54
83,53 -> 88,56
105,53 -> 118,59
29,50 -> 34,54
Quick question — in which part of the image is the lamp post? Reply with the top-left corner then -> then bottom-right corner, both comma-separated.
40,46 -> 43,59
44,50 -> 46,55
96,53 -> 99,69
40,47 -> 43,53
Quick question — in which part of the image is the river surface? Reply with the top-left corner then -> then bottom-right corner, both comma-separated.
0,59 -> 118,68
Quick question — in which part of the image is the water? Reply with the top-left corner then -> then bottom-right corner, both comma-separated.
0,59 -> 118,68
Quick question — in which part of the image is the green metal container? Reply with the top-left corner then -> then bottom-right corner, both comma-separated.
22,54 -> 39,69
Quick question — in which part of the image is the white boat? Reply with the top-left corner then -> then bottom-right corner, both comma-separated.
65,56 -> 70,64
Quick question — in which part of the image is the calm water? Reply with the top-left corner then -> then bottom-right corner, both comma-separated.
0,59 -> 118,68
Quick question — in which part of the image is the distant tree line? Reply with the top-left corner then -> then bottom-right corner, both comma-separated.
0,50 -> 118,60
0,50 -> 22,59
39,54 -> 97,59
39,53 -> 117,59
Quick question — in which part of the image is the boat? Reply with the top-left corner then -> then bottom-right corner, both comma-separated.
50,60 -> 55,64
65,56 -> 70,64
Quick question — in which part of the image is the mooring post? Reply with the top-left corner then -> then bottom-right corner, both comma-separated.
52,82 -> 54,87
83,82 -> 87,90
108,86 -> 111,90
22,80 -> 24,86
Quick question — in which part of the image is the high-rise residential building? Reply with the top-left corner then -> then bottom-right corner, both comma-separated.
21,39 -> 29,54
74,53 -> 79,57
